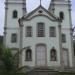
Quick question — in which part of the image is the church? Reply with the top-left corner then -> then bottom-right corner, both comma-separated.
4,0 -> 74,70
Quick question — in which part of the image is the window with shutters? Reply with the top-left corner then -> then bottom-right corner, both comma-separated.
50,27 -> 56,37
62,34 -> 66,43
26,26 -> 32,37
13,10 -> 18,18
59,11 -> 64,20
37,23 -> 45,37
11,33 -> 17,43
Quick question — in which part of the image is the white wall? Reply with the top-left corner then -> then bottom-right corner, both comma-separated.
53,2 -> 73,67
22,16 -> 61,67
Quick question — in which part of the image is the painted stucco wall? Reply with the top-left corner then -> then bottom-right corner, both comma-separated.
21,16 -> 61,67
5,0 -> 25,48
53,2 -> 73,67
4,0 -> 74,68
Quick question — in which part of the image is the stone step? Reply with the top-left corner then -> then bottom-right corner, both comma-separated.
63,67 -> 75,72
26,67 -> 58,75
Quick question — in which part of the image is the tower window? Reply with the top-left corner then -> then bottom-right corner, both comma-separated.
11,33 -> 17,43
59,12 -> 64,20
49,27 -> 56,37
26,26 -> 32,37
13,10 -> 18,18
25,49 -> 32,61
62,34 -> 66,43
37,23 -> 45,37
50,48 -> 57,61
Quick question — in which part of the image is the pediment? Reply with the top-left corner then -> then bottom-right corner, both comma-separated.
22,5 -> 58,21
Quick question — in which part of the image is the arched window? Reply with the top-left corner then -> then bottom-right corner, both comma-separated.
50,48 -> 57,61
25,49 -> 32,61
59,12 -> 64,20
13,10 -> 18,18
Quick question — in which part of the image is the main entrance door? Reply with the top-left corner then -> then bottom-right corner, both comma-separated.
36,44 -> 46,66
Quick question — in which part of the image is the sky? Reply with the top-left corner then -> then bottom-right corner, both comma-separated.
0,0 -> 75,35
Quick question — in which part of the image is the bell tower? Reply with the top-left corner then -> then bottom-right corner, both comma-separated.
4,0 -> 27,47
49,0 -> 71,13
48,0 -> 71,28
49,0 -> 74,67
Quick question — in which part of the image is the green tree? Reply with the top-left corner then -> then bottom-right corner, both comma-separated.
0,47 -> 16,73
2,48 -> 16,73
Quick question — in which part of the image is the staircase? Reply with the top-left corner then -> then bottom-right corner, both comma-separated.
18,66 -> 75,74
63,67 -> 75,72
26,67 -> 58,75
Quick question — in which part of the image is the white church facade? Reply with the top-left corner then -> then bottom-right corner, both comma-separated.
4,0 -> 74,69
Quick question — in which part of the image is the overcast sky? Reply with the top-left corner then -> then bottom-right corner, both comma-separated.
0,0 -> 75,35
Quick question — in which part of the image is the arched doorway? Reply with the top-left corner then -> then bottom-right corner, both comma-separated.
36,44 -> 46,66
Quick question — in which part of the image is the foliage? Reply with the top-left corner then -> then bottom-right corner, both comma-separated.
0,46 -> 16,73
2,48 -> 15,72
0,44 -> 3,59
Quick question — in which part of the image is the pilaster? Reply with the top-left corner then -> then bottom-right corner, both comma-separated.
18,18 -> 23,67
58,19 -> 63,70
3,0 -> 8,47
68,0 -> 74,67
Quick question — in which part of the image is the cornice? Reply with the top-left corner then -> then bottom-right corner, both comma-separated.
4,27 -> 7,30
22,7 -> 26,10
50,2 -> 71,6
5,2 -> 25,4
5,7 -> 8,9
18,18 -> 24,27
61,28 -> 72,31
23,14 -> 57,22
4,27 -> 19,30
10,48 -> 19,50
68,8 -> 71,11
4,32 -> 7,34
58,25 -> 61,28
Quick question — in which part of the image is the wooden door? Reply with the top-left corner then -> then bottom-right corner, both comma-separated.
36,45 -> 46,66
63,49 -> 69,67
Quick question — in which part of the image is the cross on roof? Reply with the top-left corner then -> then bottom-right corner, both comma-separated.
40,0 -> 42,6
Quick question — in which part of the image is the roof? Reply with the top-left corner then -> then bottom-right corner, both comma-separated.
21,5 -> 61,22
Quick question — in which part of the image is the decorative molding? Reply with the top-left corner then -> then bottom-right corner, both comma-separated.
5,2 -> 25,4
4,27 -> 7,30
10,48 -> 19,50
52,3 -> 71,6
68,9 -> 71,11
4,32 -> 7,34
61,28 -> 72,30
23,15 -> 57,22
22,8 -> 26,10
4,27 -> 19,30
22,5 -> 58,20
5,7 -> 8,9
